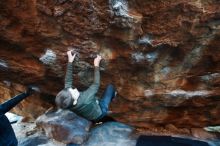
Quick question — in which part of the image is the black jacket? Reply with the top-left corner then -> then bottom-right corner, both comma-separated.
136,135 -> 209,146
0,93 -> 29,146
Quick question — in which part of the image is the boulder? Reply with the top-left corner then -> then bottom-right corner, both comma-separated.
36,109 -> 92,144
12,121 -> 65,146
83,122 -> 136,146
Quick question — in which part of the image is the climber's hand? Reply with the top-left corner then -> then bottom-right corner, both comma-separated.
26,85 -> 39,95
67,50 -> 76,63
94,55 -> 102,67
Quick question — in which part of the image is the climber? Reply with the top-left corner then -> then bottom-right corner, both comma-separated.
0,86 -> 36,146
55,50 -> 117,123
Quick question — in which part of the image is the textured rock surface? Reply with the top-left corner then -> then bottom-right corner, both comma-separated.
13,120 -> 220,146
36,109 -> 92,144
83,122 -> 136,146
13,122 -> 65,146
0,0 -> 220,132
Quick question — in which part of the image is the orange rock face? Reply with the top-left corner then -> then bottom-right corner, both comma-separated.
0,0 -> 219,131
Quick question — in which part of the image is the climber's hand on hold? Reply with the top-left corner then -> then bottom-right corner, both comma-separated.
94,55 -> 102,67
26,85 -> 40,95
67,50 -> 76,63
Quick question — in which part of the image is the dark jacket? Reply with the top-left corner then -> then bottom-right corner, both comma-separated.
0,93 -> 29,146
136,135 -> 209,146
65,63 -> 102,120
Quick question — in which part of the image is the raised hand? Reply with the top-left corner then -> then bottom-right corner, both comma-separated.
26,85 -> 40,95
67,50 -> 76,63
94,55 -> 102,67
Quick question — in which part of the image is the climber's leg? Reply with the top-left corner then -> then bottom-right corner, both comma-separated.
99,84 -> 116,115
92,84 -> 116,123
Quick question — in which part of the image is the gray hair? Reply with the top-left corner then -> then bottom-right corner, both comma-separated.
55,89 -> 73,109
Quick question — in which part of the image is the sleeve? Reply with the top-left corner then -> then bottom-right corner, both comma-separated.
84,67 -> 100,96
64,62 -> 73,88
0,92 -> 30,115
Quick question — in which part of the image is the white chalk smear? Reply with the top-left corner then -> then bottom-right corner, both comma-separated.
110,0 -> 131,18
138,35 -> 152,45
132,51 -> 158,63
0,60 -> 8,68
39,49 -> 56,65
167,89 -> 210,98
144,90 -> 154,97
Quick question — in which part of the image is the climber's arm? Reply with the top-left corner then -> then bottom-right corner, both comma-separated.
0,87 -> 34,115
85,66 -> 100,95
64,50 -> 76,88
84,55 -> 102,96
